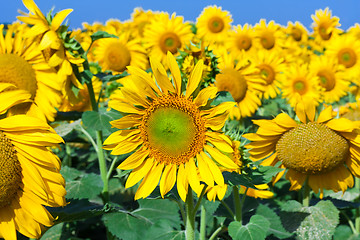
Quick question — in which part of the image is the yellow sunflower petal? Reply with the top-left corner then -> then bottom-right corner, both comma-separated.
204,145 -> 238,169
177,163 -> 188,202
286,169 -> 306,191
160,164 -> 177,198
51,9 -> 73,31
194,87 -> 218,107
150,57 -> 175,93
326,118 -> 357,132
185,59 -> 204,98
118,147 -> 149,170
317,105 -> 333,123
125,157 -> 154,188
200,151 -> 224,186
135,162 -> 164,200
0,208 -> 16,240
167,51 -> 182,95
197,153 -> 214,187
185,158 -> 202,195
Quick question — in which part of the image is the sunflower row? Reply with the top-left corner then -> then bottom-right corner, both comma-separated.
1,0 -> 360,239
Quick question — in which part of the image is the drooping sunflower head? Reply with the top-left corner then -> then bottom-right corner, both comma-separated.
196,5 -> 233,44
244,101 -> 360,196
143,12 -> 193,66
0,24 -> 63,122
104,52 -> 238,201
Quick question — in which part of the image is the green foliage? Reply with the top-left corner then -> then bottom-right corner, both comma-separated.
256,204 -> 293,239
103,199 -> 182,240
280,200 -> 340,240
82,108 -> 122,136
90,31 -> 118,42
61,166 -> 103,200
228,215 -> 270,240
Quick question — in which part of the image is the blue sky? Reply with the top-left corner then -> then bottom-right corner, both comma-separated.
1,0 -> 360,31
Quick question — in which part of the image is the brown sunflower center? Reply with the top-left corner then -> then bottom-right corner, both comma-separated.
318,69 -> 335,91
259,64 -> 276,84
338,48 -> 357,68
159,32 -> 181,54
104,42 -> 131,72
236,35 -> 252,51
0,53 -> 37,99
276,122 -> 349,174
260,32 -> 275,49
291,27 -> 303,41
293,78 -> 308,95
208,16 -> 225,33
0,131 -> 22,208
140,94 -> 206,165
215,68 -> 248,103
319,24 -> 331,40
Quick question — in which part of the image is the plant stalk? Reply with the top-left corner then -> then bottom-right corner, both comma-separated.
185,189 -> 195,240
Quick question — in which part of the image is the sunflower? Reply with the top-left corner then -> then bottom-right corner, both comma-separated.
129,8 -> 158,38
254,19 -> 284,52
196,5 -> 232,45
311,8 -> 342,44
243,101 -> 360,197
0,115 -> 66,239
225,24 -> 256,55
281,63 -> 322,107
143,12 -> 193,65
215,51 -> 265,119
205,140 -> 274,201
250,49 -> 286,99
325,34 -> 360,83
93,32 -> 148,73
348,23 -> 360,40
0,23 -> 63,122
103,52 -> 238,201
18,0 -> 85,101
309,55 -> 350,103
286,21 -> 309,44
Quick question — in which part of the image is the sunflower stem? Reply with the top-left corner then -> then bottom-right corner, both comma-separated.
341,210 -> 358,235
185,189 -> 195,240
355,177 -> 360,233
302,182 -> 310,207
220,200 -> 234,219
200,204 -> 206,240
233,186 -> 242,223
96,130 -> 109,203
106,156 -> 118,180
209,226 -> 226,240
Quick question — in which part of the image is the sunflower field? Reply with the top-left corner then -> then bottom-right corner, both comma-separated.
1,1 -> 360,239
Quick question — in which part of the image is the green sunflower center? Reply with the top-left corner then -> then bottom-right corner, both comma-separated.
0,53 -> 37,99
237,35 -> 252,51
0,131 -> 22,208
147,107 -> 195,157
104,42 -> 131,72
159,32 -> 181,54
215,68 -> 248,103
260,32 -> 275,49
259,64 -> 275,84
338,48 -> 357,68
141,94 -> 206,165
208,16 -> 225,33
276,122 -> 349,174
318,69 -> 335,91
319,24 -> 331,40
293,79 -> 307,95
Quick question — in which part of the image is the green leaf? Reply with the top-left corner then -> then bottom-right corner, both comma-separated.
251,165 -> 284,185
91,31 -> 118,42
256,204 -> 293,239
65,172 -> 103,200
49,199 -> 107,223
280,200 -> 339,240
223,171 -> 255,188
228,215 -> 270,240
103,199 -> 181,240
334,225 -> 357,240
54,119 -> 82,137
40,223 -> 64,240
82,108 -> 122,136
211,91 -> 235,106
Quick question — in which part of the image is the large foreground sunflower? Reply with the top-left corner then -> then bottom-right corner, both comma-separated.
0,24 -> 63,122
243,102 -> 360,197
0,115 -> 66,239
103,52 -> 238,201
